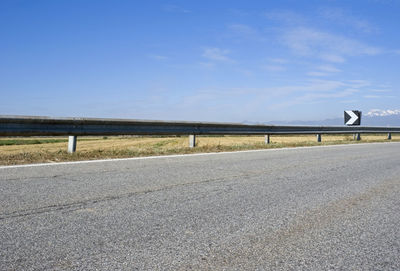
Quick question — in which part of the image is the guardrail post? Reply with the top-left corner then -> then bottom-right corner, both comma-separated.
265,135 -> 270,144
317,134 -> 321,142
189,135 -> 196,148
388,133 -> 392,140
68,136 -> 77,153
356,133 -> 361,141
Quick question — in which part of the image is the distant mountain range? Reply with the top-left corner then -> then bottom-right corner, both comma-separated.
243,110 -> 400,126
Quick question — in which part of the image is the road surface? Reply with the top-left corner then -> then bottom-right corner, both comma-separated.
1,143 -> 400,270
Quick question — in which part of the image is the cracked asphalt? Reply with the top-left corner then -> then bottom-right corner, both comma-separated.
1,143 -> 400,270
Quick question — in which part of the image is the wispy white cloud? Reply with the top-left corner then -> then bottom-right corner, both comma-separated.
347,80 -> 371,88
228,24 -> 256,35
307,71 -> 329,77
183,80 -> 374,110
228,9 -> 250,17
267,79 -> 347,96
369,89 -> 391,93
265,10 -> 306,25
141,78 -> 390,122
198,62 -> 216,69
263,65 -> 286,72
177,79 -> 359,110
269,58 -> 289,64
202,47 -> 234,62
317,65 -> 341,73
261,58 -> 289,72
318,7 -> 377,33
367,109 -> 400,116
263,8 -> 397,74
267,79 -> 376,109
320,54 -> 346,63
281,27 -> 381,62
376,84 -> 392,89
364,95 -> 381,99
236,68 -> 254,77
270,87 -> 359,109
227,24 -> 266,41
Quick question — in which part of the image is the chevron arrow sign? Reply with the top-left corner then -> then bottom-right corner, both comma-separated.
344,110 -> 361,125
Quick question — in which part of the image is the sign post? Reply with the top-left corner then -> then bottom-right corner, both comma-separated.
345,110 -> 362,141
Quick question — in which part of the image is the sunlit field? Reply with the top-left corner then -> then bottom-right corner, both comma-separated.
0,134 -> 397,165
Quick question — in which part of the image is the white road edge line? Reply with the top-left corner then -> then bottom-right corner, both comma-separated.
1,141 -> 399,170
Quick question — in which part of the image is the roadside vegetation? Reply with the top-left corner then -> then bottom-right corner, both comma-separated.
0,137 -> 103,146
0,138 -> 68,146
0,135 -> 397,165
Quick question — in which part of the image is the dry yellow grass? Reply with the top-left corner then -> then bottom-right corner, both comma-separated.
0,134 -> 397,165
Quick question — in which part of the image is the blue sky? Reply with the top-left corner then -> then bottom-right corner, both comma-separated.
1,0 -> 399,122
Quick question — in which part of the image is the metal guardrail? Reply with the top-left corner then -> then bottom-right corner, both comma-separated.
1,115 -> 399,153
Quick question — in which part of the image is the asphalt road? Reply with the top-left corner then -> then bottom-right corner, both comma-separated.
1,143 -> 400,270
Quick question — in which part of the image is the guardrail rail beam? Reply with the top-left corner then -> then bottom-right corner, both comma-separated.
1,115 -> 400,152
